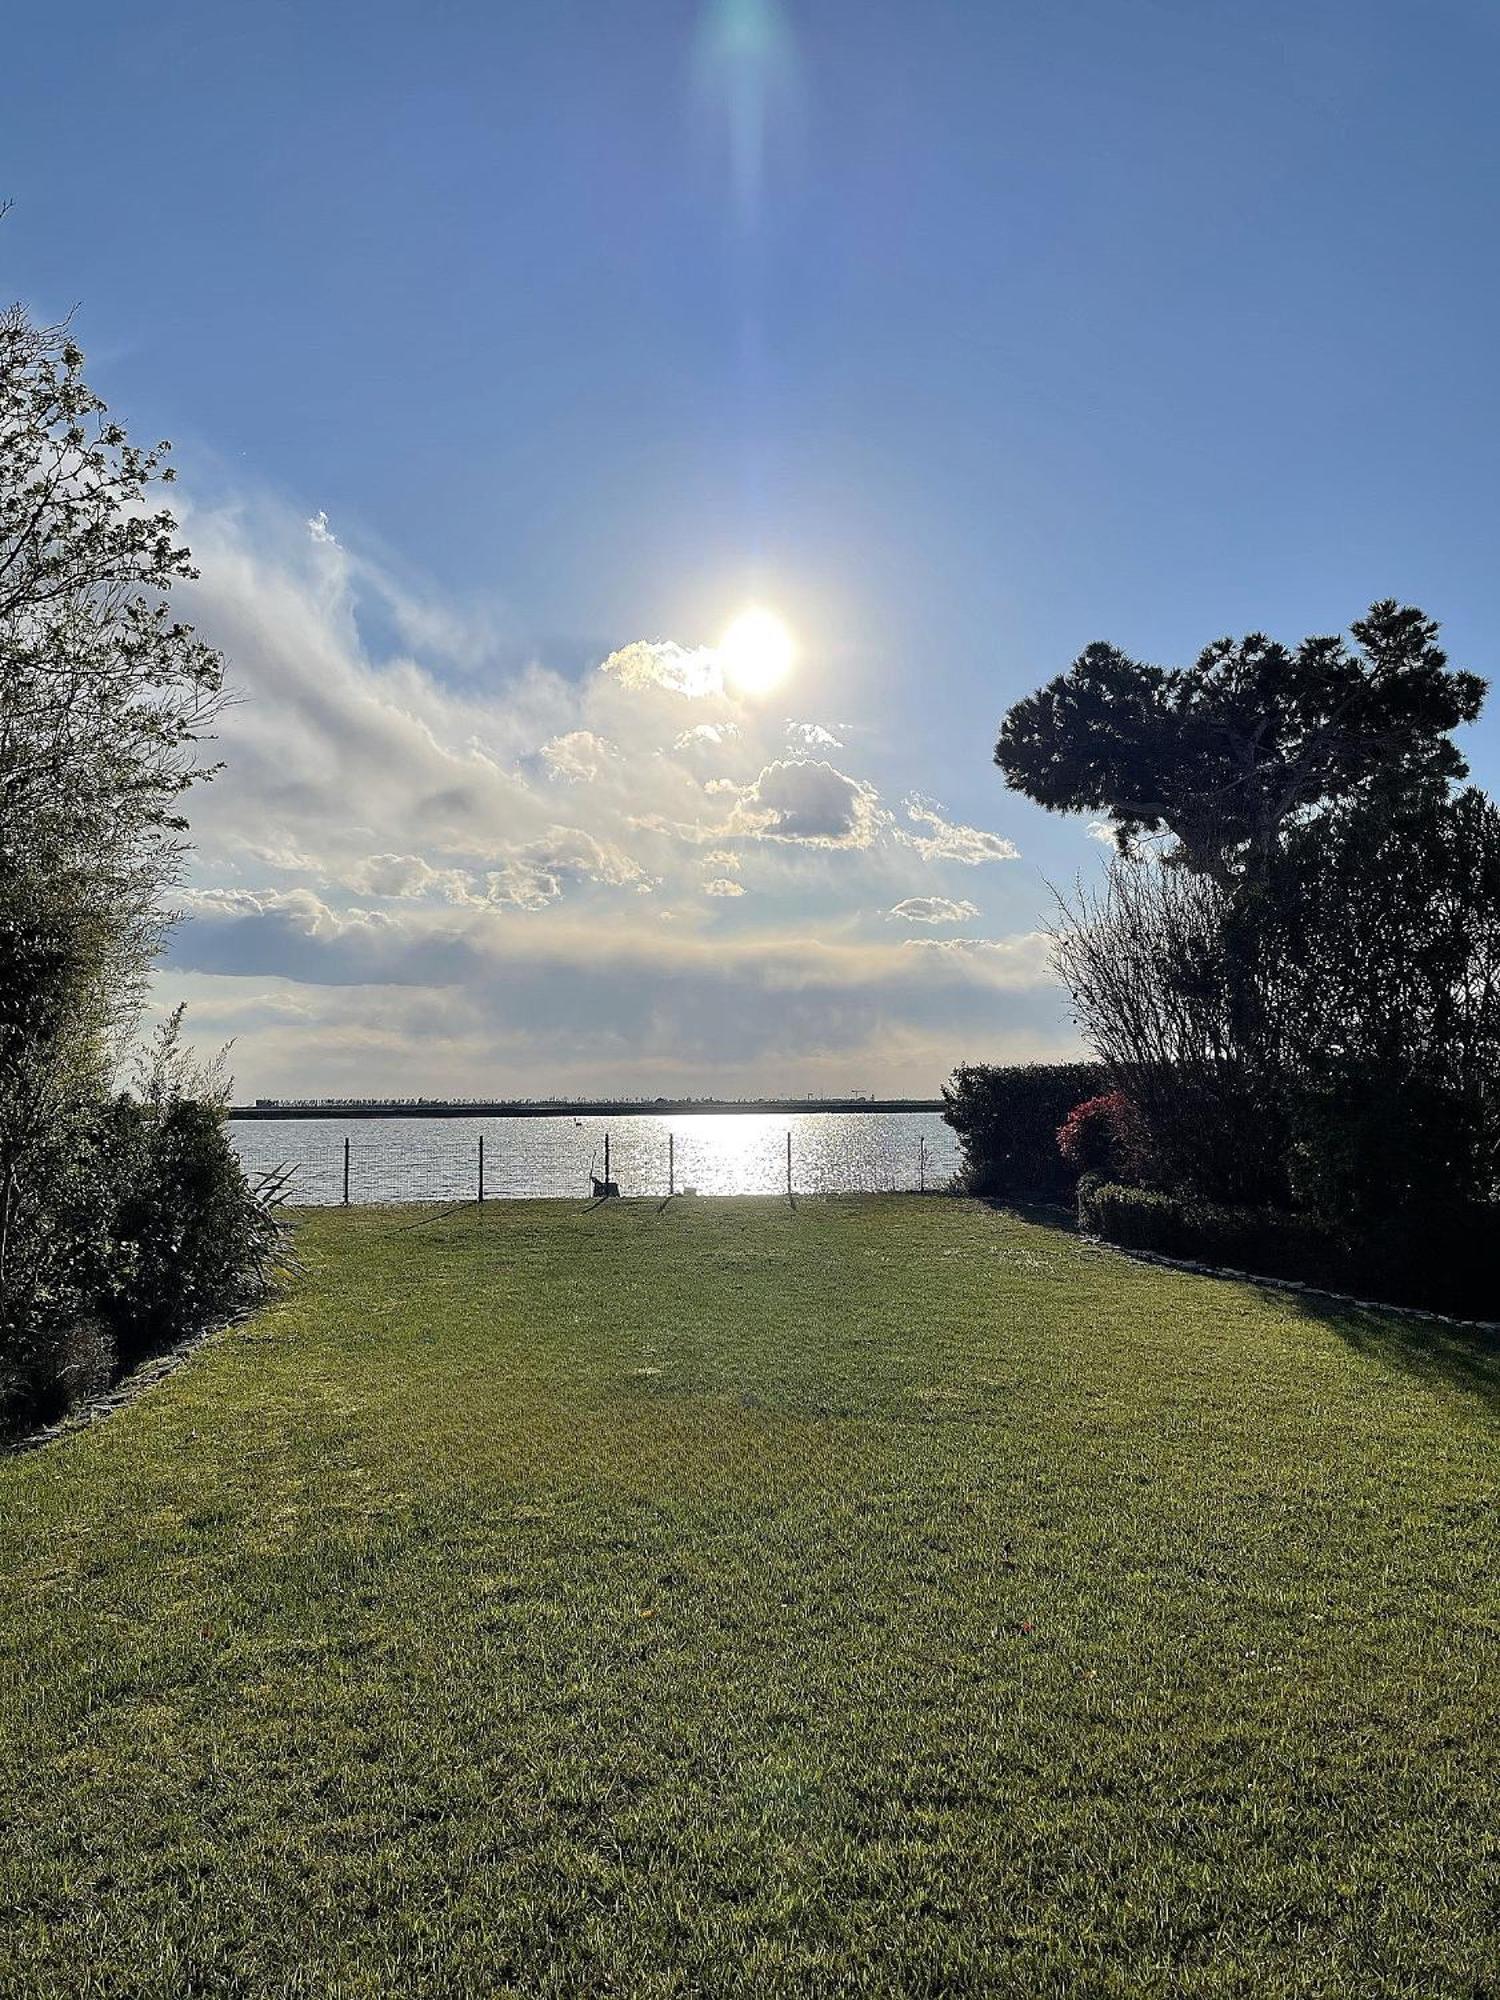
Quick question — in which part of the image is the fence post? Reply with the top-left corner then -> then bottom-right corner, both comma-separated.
786,1129 -> 793,1198
919,1134 -> 926,1194
342,1136 -> 350,1206
668,1131 -> 675,1197
478,1133 -> 485,1203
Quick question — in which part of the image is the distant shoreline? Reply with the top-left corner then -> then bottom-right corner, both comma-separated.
227,1099 -> 946,1121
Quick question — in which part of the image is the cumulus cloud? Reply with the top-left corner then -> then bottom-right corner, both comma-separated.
903,796 -> 1019,865
730,759 -> 883,848
674,721 -> 739,750
540,730 -> 614,782
887,896 -> 980,925
601,638 -> 722,699
486,827 -> 654,910
787,720 -> 843,749
347,853 -> 472,901
154,493 -> 1070,1092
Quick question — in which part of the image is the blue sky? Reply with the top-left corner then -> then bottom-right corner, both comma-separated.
5,0 -> 1498,1094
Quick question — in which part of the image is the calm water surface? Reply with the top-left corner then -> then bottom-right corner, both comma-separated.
229,1111 -> 958,1205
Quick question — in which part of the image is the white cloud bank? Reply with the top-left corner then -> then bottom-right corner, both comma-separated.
152,495 -> 1072,1094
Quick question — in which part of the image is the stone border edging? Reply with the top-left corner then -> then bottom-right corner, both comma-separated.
4,1315 -> 237,1455
1076,1229 -> 1500,1335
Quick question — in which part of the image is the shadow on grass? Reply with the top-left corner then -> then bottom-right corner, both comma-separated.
975,1196 -> 1079,1229
970,1193 -> 1499,1416
1289,1295 -> 1500,1415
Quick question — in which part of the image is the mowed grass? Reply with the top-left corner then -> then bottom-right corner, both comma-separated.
0,1199 -> 1495,1999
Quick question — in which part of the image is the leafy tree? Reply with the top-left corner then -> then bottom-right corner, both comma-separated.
1272,784 -> 1500,1228
1051,786 -> 1500,1261
996,603 -> 1485,883
0,302 -> 223,888
1012,601 -> 1500,1312
0,300 -> 237,1418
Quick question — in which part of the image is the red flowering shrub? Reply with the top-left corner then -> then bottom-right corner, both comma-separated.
1057,1090 -> 1148,1182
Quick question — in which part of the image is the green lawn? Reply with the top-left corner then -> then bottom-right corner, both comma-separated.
1,1199 -> 1495,1999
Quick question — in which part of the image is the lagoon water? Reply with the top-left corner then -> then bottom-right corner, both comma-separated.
229,1110 -> 959,1205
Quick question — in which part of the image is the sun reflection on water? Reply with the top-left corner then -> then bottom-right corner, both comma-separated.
230,1112 -> 956,1205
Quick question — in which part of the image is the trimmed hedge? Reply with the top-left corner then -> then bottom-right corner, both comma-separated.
1078,1177 -> 1498,1319
943,1061 -> 1107,1200
1078,1178 -> 1333,1282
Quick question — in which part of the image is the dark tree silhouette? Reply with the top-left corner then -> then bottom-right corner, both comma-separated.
995,603 -> 1485,882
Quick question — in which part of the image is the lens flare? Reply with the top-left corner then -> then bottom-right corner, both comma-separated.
718,606 -> 795,696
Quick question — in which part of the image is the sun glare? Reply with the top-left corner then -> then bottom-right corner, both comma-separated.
719,605 -> 795,696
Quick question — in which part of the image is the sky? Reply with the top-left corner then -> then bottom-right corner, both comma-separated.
4,0 -> 1499,1097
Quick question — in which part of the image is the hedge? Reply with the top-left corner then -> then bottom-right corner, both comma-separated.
1,1096 -> 282,1437
942,1061 -> 1107,1201
1078,1177 -> 1498,1319
1077,1178 -> 1333,1280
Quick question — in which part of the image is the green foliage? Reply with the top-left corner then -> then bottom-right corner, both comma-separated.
1015,602 -> 1500,1286
942,1060 -> 1106,1198
0,1083 -> 281,1433
91,1095 -> 282,1373
1078,1176 -> 1496,1316
997,602 -> 1485,882
0,305 -> 224,856
1,1200 -> 1493,1995
1079,1179 -> 1337,1285
0,1120 -> 117,1427
1273,785 -> 1500,1222
0,301 -> 260,1425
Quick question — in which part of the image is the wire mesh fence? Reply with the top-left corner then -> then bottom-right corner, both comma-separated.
229,1114 -> 958,1207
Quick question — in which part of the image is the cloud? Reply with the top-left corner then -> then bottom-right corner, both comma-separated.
887,896 -> 980,925
601,638 -> 722,698
154,491 -> 1071,1092
486,827 -> 654,910
900,933 -> 1056,982
731,759 -> 883,847
674,721 -> 739,750
540,730 -> 614,782
902,796 -> 1019,865
172,895 -> 1059,1014
176,886 -> 451,986
347,853 -> 472,901
787,720 -> 843,749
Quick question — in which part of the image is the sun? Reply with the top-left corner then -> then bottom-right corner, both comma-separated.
718,606 -> 795,696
